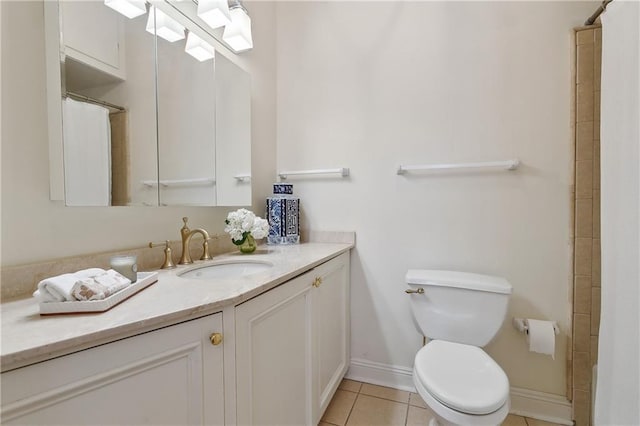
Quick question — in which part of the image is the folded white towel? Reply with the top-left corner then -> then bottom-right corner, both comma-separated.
71,269 -> 132,301
33,268 -> 106,302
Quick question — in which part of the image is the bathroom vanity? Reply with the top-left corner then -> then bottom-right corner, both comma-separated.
0,242 -> 352,425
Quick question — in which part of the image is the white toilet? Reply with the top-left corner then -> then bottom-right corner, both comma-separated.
406,270 -> 513,426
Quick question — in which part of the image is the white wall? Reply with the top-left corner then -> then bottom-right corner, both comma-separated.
0,1 -> 276,266
276,1 -> 596,396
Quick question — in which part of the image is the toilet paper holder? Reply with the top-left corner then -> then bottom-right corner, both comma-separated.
512,318 -> 560,335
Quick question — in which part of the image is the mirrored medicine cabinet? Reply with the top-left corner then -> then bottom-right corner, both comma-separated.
45,0 -> 251,207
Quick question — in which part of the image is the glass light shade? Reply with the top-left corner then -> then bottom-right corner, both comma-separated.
104,0 -> 146,19
146,6 -> 185,42
185,32 -> 215,62
197,0 -> 231,30
222,7 -> 253,52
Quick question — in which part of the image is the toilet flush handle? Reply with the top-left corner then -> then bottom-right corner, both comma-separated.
405,288 -> 424,294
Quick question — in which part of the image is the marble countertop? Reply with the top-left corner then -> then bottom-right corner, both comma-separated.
1,241 -> 353,372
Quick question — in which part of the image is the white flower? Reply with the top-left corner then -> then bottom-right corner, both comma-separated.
251,217 -> 270,239
241,214 -> 255,232
225,209 -> 270,242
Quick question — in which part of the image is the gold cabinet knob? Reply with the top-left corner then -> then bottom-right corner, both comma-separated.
312,277 -> 322,288
209,332 -> 223,346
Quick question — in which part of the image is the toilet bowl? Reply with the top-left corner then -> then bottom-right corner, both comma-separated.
413,340 -> 510,426
405,270 -> 513,426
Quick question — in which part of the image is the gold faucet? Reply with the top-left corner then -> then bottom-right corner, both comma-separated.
179,217 -> 213,265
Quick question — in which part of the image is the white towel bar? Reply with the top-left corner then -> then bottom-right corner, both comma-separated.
278,168 -> 350,180
397,159 -> 520,174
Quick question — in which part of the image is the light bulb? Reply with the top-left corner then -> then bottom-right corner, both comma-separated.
197,0 -> 231,30
222,6 -> 253,52
104,0 -> 146,19
185,31 -> 215,62
146,6 -> 185,43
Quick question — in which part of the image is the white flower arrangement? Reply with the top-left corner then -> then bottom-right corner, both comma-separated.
224,208 -> 270,245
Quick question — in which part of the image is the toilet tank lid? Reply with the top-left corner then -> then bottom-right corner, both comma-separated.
405,270 -> 512,294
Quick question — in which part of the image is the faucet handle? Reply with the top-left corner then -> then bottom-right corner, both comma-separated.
148,240 -> 176,269
201,239 -> 212,261
181,217 -> 190,235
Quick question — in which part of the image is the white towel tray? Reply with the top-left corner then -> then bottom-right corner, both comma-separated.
39,272 -> 158,315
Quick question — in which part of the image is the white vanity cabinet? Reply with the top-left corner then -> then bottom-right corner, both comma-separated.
313,252 -> 351,418
60,1 -> 126,80
235,252 -> 350,425
1,313 -> 224,425
0,245 -> 353,426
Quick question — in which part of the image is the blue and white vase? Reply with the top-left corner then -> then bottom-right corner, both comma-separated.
266,183 -> 300,245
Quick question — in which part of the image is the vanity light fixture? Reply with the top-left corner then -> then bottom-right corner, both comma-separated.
185,31 -> 215,62
146,6 -> 186,42
222,0 -> 253,52
197,0 -> 231,30
103,0 -> 147,19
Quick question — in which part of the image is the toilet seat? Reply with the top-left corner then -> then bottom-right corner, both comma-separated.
414,340 -> 510,415
413,371 -> 510,426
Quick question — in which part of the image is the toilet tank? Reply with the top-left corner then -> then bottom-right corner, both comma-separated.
406,270 -> 512,347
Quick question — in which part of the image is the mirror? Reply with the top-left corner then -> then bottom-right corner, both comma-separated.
214,54 -> 251,206
47,0 -> 251,207
156,15 -> 217,207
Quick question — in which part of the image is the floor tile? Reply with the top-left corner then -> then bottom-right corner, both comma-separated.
406,405 -> 435,426
359,383 -> 410,403
409,392 -> 427,409
339,379 -> 363,393
346,394 -> 408,426
325,379 -> 562,426
525,418 -> 562,426
321,389 -> 358,426
502,414 -> 528,426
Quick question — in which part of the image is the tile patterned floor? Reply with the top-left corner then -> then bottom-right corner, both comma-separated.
320,379 -> 563,426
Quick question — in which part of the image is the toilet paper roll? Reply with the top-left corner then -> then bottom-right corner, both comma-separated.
527,319 -> 556,359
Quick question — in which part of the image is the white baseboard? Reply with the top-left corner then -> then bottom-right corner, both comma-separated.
346,358 -> 415,392
510,387 -> 573,425
346,358 -> 573,425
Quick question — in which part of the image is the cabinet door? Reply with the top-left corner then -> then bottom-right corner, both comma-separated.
202,315 -> 225,426
313,252 -> 351,423
1,314 -> 224,425
235,271 -> 314,426
61,1 -> 126,79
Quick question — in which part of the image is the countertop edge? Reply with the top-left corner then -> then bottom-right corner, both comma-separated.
1,243 -> 353,373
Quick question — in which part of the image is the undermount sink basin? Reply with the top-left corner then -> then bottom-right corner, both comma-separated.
178,260 -> 274,280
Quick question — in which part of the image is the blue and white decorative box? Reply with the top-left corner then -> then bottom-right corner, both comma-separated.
266,183 -> 300,245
